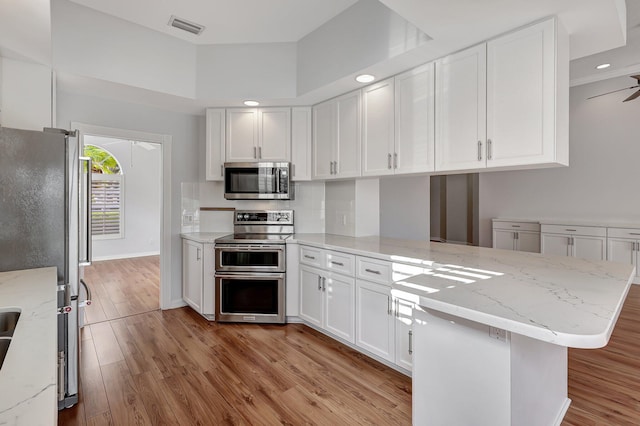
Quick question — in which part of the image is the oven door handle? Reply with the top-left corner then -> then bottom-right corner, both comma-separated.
215,273 -> 286,280
215,245 -> 285,251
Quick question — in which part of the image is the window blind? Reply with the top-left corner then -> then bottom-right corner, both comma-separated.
91,174 -> 124,238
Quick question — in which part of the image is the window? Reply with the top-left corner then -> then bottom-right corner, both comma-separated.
84,145 -> 124,239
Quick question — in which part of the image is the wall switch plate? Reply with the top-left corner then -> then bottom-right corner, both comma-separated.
489,326 -> 507,342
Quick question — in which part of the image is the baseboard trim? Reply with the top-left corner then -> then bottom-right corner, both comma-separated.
164,299 -> 188,310
93,251 -> 160,261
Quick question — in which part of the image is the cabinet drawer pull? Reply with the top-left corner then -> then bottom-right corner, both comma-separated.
565,229 -> 577,232
330,261 -> 344,267
629,233 -> 640,236
511,225 -> 520,228
304,255 -> 316,260
364,268 -> 381,275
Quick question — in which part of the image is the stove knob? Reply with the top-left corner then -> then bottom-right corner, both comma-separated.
243,214 -> 249,220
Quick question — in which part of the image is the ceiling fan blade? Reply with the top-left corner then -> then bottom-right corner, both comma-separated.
623,89 -> 640,102
587,85 -> 640,100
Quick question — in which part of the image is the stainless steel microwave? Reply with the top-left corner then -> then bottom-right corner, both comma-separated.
224,162 -> 292,200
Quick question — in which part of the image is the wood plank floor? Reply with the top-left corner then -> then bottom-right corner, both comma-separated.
60,277 -> 640,425
83,256 -> 160,325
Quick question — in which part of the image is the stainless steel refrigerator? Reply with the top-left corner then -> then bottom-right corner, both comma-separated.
0,126 -> 92,409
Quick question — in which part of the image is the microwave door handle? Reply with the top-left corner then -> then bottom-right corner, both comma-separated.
276,169 -> 281,193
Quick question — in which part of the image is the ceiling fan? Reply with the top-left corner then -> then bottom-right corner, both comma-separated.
588,75 -> 640,102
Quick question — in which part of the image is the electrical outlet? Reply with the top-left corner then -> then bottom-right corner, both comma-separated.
183,214 -> 193,225
489,326 -> 507,342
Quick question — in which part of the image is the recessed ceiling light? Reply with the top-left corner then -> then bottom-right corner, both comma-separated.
355,74 -> 375,83
243,100 -> 259,107
595,63 -> 611,70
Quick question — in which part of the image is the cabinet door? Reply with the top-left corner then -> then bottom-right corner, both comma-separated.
324,273 -> 355,343
435,44 -> 487,172
394,298 -> 413,371
335,91 -> 362,178
362,78 -> 395,177
541,233 -> 571,257
395,63 -> 435,175
573,236 -> 606,261
226,108 -> 258,162
312,100 -> 335,179
355,280 -> 394,362
258,107 -> 291,161
205,108 -> 225,181
608,238 -> 636,267
487,19 -> 556,168
493,229 -> 515,250
182,240 -> 203,312
515,231 -> 540,253
299,266 -> 324,327
291,107 -> 312,181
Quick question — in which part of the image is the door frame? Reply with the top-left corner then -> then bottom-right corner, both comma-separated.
71,122 -> 173,309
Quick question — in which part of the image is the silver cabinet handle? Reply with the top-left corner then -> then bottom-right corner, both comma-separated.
220,164 -> 224,177
364,268 -> 381,275
565,229 -> 577,232
408,330 -> 413,355
253,146 -> 257,159
334,161 -> 338,175
511,225 -> 521,228
387,296 -> 391,315
258,146 -> 262,159
635,242 -> 639,252
322,277 -> 326,291
304,254 -> 316,260
388,153 -> 392,169
477,141 -> 482,161
395,299 -> 400,318
79,156 -> 93,266
487,139 -> 492,160
394,153 -> 398,169
629,233 -> 640,236
318,276 -> 322,290
330,261 -> 344,266
197,247 -> 201,261
329,161 -> 334,175
514,232 -> 519,240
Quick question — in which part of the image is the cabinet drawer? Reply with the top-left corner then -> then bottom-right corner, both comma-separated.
492,220 -> 540,232
300,246 -> 323,267
608,227 -> 640,240
356,257 -> 392,285
541,224 -> 606,237
324,251 -> 355,276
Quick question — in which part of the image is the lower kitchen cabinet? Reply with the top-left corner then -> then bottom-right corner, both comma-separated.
492,220 -> 540,253
181,239 -> 215,320
355,279 -> 413,372
299,264 -> 355,343
541,224 -> 606,261
607,227 -> 640,283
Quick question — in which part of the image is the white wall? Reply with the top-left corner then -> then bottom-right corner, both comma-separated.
56,89 -> 202,307
380,175 -> 430,241
478,75 -> 640,247
51,0 -> 197,99
86,136 -> 161,260
296,0 -> 430,95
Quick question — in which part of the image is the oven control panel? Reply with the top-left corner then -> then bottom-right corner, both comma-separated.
234,210 -> 294,226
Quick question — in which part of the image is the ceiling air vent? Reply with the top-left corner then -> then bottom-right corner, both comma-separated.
168,15 -> 205,35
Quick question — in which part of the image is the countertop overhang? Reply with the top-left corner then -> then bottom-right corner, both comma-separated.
288,234 -> 635,349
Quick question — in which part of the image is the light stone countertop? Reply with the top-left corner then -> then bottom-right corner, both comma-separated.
180,232 -> 230,244
0,267 -> 58,425
289,234 -> 635,349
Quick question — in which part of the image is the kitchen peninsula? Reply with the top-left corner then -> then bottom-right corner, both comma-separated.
289,235 -> 635,425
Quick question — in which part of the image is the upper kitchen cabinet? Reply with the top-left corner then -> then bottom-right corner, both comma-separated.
435,18 -> 568,173
225,107 -> 291,162
312,91 -> 361,180
205,108 -> 225,181
291,107 -> 312,181
362,64 -> 435,177
435,44 -> 487,172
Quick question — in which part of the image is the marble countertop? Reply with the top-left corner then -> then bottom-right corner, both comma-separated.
180,232 -> 230,243
290,234 -> 635,349
0,267 -> 58,425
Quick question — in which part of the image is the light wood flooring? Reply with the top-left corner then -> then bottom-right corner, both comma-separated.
60,260 -> 640,425
82,256 -> 160,325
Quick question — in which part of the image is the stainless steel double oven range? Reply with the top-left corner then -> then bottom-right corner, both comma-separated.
214,210 -> 293,324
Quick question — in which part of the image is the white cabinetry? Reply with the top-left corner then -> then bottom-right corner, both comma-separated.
362,78 -> 395,176
225,107 -> 291,162
435,18 -> 568,172
492,220 -> 540,253
299,248 -> 356,343
205,108 -> 225,181
181,239 -> 215,319
291,107 -> 312,181
541,224 -> 607,261
312,91 -> 361,179
607,228 -> 640,283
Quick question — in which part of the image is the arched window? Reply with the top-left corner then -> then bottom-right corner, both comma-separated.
84,144 -> 124,239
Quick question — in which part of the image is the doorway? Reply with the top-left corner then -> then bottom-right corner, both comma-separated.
73,122 -> 172,323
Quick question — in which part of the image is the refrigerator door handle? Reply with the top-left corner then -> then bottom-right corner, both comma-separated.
79,279 -> 92,307
79,156 -> 93,265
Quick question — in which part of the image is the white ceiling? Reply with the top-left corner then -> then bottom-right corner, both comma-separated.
68,0 -> 359,44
